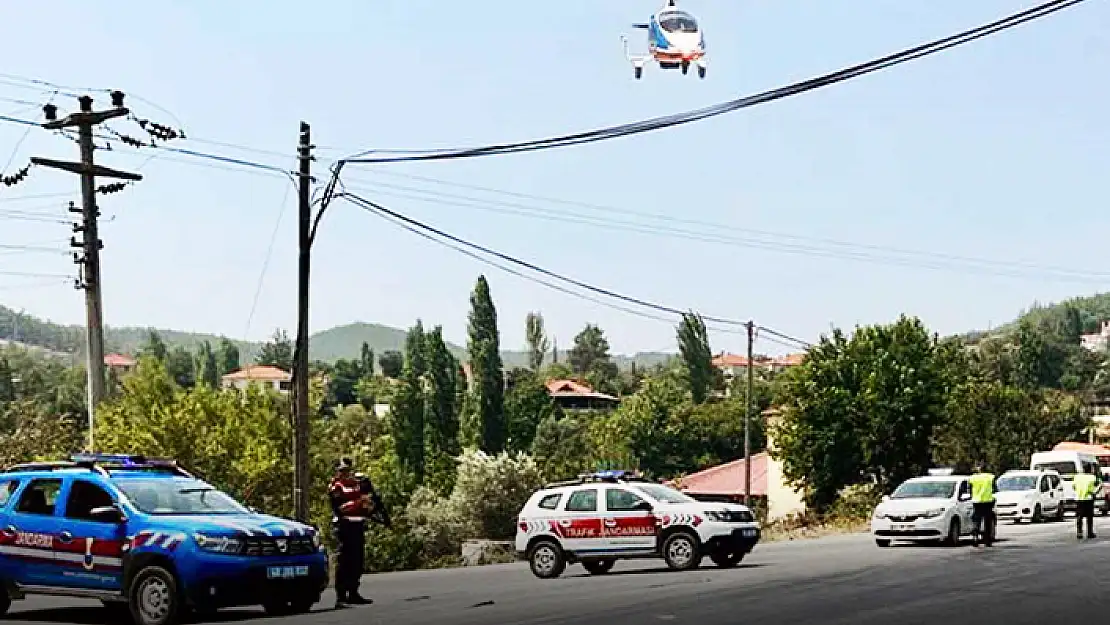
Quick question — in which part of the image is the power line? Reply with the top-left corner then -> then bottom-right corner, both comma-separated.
0,242 -> 68,256
338,178 -> 1110,286
0,269 -> 71,279
339,191 -> 812,343
243,162 -> 298,342
341,0 -> 1085,164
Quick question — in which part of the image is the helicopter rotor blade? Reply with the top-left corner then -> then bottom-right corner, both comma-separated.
632,23 -> 650,29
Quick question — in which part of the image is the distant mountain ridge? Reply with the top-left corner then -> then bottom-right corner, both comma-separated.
0,305 -> 676,370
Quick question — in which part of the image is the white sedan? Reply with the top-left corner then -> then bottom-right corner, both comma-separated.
871,474 -> 975,547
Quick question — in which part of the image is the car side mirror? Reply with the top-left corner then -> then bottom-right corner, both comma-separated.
89,505 -> 127,524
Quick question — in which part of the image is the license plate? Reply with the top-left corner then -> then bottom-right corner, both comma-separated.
892,524 -> 914,532
267,566 -> 309,580
741,528 -> 757,537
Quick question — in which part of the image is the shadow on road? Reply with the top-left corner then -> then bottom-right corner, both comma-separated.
567,563 -> 767,579
5,606 -> 283,625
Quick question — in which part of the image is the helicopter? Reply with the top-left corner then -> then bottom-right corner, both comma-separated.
621,0 -> 706,80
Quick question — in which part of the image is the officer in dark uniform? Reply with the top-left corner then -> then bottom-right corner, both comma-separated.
328,457 -> 377,607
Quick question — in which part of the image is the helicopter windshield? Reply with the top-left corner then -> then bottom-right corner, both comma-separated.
659,11 -> 698,33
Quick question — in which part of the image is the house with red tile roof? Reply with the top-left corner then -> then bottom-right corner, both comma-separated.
665,408 -> 806,521
221,364 -> 292,393
545,379 -> 620,411
103,353 -> 136,372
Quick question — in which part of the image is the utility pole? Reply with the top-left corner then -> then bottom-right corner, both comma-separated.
32,93 -> 141,452
744,321 -> 754,507
293,122 -> 313,522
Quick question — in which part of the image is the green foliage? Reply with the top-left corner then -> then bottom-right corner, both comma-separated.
676,312 -> 714,404
466,276 -> 505,453
505,370 -> 561,453
423,326 -> 461,495
771,316 -> 951,511
196,341 -> 220,388
138,330 -> 168,362
217,338 -> 241,375
256,329 -> 294,371
378,350 -> 404,378
390,322 -> 427,482
569,324 -> 619,394
525,312 -> 549,370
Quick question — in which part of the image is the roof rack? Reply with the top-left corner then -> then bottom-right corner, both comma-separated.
1,454 -> 193,478
543,469 -> 651,489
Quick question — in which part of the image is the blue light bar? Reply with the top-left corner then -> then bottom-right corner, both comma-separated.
592,470 -> 635,480
70,453 -> 149,467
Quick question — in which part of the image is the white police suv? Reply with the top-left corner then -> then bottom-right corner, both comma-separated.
515,470 -> 760,578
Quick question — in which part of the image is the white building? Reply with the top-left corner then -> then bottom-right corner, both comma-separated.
1081,321 -> 1110,352
221,365 -> 292,393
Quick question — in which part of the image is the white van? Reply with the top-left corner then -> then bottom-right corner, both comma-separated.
1030,450 -> 1108,514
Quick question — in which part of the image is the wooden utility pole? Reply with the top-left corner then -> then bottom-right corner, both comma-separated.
293,121 -> 313,522
744,321 -> 754,506
32,93 -> 141,452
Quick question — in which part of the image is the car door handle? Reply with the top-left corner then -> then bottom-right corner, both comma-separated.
58,531 -> 73,543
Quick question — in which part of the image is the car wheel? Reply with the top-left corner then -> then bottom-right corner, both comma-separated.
0,588 -> 10,617
129,565 -> 182,625
582,558 -> 615,575
528,540 -> 566,579
944,518 -> 960,547
875,539 -> 891,548
709,550 -> 744,568
1033,504 -> 1043,523
662,531 -> 702,571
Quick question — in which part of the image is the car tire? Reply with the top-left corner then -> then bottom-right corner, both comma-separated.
875,539 -> 891,548
709,550 -> 745,568
0,588 -> 10,617
662,531 -> 702,571
944,518 -> 960,547
129,565 -> 182,625
582,558 -> 615,575
528,539 -> 566,579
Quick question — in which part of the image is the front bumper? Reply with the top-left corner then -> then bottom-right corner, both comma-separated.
183,553 -> 329,609
703,525 -> 761,554
995,501 -> 1035,521
871,514 -> 948,540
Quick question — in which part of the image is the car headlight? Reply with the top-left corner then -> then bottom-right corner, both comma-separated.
705,511 -> 728,522
193,533 -> 242,554
873,509 -> 886,519
921,508 -> 946,518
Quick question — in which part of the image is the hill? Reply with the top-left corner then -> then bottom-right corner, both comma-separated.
967,292 -> 1110,343
0,306 -> 676,370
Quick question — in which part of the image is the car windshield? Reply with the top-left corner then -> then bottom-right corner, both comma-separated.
117,479 -> 249,515
1033,462 -> 1076,478
997,475 -> 1037,491
634,483 -> 695,504
891,480 -> 955,500
659,12 -> 698,33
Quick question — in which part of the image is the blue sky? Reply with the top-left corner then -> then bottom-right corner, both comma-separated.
1,1 -> 1108,357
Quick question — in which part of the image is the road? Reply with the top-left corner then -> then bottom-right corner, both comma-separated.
7,517 -> 1110,625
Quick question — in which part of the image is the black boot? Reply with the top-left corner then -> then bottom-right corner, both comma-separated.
347,590 -> 373,605
335,590 -> 348,608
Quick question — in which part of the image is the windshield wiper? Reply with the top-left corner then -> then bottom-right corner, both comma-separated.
179,487 -> 215,494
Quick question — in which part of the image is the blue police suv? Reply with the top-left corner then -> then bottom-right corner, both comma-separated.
0,454 -> 328,625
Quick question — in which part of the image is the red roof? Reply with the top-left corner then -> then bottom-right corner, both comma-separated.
545,379 -> 618,401
665,453 -> 769,497
104,353 -> 136,367
222,365 -> 291,381
711,353 -> 805,368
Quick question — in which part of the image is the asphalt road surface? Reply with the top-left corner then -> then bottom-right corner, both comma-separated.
7,517 -> 1110,625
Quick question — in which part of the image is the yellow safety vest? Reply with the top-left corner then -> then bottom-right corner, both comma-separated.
1074,473 -> 1098,501
969,473 -> 995,503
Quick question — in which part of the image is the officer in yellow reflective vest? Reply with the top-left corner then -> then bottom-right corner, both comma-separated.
968,467 -> 997,547
1073,467 -> 1099,540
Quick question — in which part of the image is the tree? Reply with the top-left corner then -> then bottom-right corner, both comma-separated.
531,414 -> 589,481
360,342 -> 375,377
196,341 -> 220,388
218,338 -> 241,375
166,346 -> 196,388
504,369 -> 559,452
256,329 -> 294,371
525,312 -> 549,370
423,326 -> 461,494
466,275 -> 505,453
379,351 -> 404,379
138,330 -> 168,362
770,316 -> 952,511
676,312 -> 714,404
569,324 -> 619,394
328,358 -> 364,408
391,322 -> 427,482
